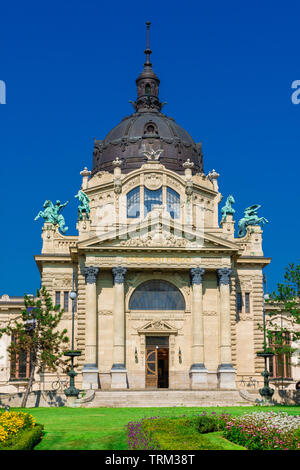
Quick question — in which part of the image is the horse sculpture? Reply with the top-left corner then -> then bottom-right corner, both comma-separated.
221,195 -> 235,222
238,204 -> 268,238
75,190 -> 90,220
34,200 -> 69,234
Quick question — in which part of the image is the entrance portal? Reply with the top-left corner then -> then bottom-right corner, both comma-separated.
145,336 -> 169,389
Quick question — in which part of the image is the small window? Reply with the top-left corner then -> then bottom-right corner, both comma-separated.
145,84 -> 151,95
55,291 -> 61,307
144,122 -> 158,135
245,293 -> 250,313
269,332 -> 292,379
236,292 -> 242,314
64,292 -> 69,312
127,187 -> 140,218
10,336 -> 33,380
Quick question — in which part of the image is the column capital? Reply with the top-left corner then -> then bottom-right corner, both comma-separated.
112,266 -> 127,284
190,267 -> 206,285
83,266 -> 99,284
217,268 -> 232,285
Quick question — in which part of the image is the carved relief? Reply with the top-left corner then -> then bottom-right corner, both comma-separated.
144,173 -> 163,190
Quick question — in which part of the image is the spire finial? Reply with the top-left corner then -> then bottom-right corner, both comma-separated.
144,21 -> 152,66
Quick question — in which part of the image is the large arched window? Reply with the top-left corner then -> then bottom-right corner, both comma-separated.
129,280 -> 185,310
166,187 -> 180,219
144,188 -> 163,216
127,187 -> 140,218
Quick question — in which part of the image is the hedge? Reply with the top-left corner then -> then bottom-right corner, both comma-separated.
0,424 -> 44,450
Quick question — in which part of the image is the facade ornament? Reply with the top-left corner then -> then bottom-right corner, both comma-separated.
75,190 -> 90,220
217,268 -> 232,285
80,167 -> 91,190
190,267 -> 206,285
112,266 -> 127,284
83,266 -> 99,284
112,156 -> 122,167
221,195 -> 235,222
238,205 -> 269,238
114,179 -> 122,194
207,169 -> 220,180
141,143 -> 164,162
185,180 -> 193,203
34,200 -> 69,234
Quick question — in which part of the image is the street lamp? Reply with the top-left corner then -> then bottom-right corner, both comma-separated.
257,276 -> 274,405
64,274 -> 81,399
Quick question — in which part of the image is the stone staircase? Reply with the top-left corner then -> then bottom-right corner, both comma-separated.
82,389 -> 250,408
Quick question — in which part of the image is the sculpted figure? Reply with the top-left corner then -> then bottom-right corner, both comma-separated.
75,190 -> 90,220
238,204 -> 268,238
221,195 -> 235,222
34,199 -> 69,233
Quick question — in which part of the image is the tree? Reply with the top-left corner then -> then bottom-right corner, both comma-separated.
266,262 -> 300,366
0,286 -> 69,407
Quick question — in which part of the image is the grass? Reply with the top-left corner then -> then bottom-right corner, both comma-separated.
8,405 -> 300,450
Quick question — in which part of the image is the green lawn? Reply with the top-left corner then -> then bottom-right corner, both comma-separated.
10,405 -> 300,450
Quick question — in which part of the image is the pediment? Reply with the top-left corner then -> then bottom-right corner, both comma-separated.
137,320 -> 178,335
77,216 -> 240,252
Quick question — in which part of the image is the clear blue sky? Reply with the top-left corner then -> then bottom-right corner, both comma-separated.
0,0 -> 299,296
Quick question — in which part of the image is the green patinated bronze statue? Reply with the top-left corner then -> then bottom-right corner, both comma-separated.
221,195 -> 235,222
75,190 -> 90,220
238,204 -> 268,238
34,200 -> 69,234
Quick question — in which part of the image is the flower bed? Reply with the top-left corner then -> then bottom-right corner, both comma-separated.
0,410 -> 43,450
223,411 -> 300,450
126,415 -> 244,450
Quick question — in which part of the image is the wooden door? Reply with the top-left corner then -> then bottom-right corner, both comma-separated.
145,347 -> 158,388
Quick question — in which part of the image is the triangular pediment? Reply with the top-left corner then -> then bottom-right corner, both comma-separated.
77,215 -> 240,252
137,320 -> 178,335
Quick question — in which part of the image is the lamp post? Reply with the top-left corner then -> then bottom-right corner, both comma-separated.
257,275 -> 274,405
64,274 -> 81,399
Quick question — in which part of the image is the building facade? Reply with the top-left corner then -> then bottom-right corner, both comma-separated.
0,29 -> 299,395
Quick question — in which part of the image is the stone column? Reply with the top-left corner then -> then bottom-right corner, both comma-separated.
111,266 -> 127,389
82,266 -> 99,389
189,267 -> 208,389
217,268 -> 236,389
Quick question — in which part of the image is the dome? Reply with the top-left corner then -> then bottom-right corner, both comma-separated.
91,23 -> 204,176
92,112 -> 203,175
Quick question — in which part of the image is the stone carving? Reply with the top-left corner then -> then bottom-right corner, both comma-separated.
98,310 -> 112,316
190,267 -> 205,285
34,200 -> 69,234
114,179 -> 122,194
217,268 -> 232,285
238,205 -> 269,238
144,173 -> 163,190
83,266 -> 99,284
203,310 -> 217,316
221,195 -> 235,222
75,190 -> 90,220
119,232 -> 187,248
112,266 -> 127,284
141,143 -> 164,162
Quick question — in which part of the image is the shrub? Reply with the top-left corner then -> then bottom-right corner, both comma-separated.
198,415 -> 218,433
0,424 -> 44,450
0,410 -> 36,442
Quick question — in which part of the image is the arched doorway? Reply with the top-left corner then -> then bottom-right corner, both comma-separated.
129,280 -> 185,388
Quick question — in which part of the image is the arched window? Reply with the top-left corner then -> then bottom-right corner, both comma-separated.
129,280 -> 185,310
145,83 -> 151,95
166,187 -> 180,219
144,187 -> 162,216
127,187 -> 140,218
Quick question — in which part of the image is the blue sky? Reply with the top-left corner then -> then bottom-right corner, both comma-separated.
0,0 -> 299,295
